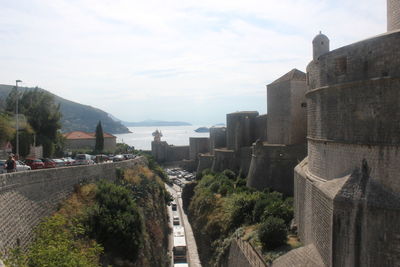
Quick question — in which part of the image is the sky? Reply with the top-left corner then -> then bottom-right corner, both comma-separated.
0,0 -> 386,125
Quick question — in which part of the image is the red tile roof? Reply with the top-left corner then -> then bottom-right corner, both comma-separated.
63,131 -> 116,140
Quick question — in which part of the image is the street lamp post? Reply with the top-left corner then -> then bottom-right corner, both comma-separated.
15,80 -> 22,158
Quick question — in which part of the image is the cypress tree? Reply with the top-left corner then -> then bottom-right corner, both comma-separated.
95,121 -> 104,152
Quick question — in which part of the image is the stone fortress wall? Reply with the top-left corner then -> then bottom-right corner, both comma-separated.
208,111 -> 267,176
151,3 -> 400,265
209,126 -> 227,153
388,0 -> 400,31
247,69 -> 308,195
151,141 -> 189,163
0,157 -> 147,255
189,137 -> 210,161
280,3 -> 400,266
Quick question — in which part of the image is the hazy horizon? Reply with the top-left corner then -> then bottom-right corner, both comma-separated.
0,0 -> 385,125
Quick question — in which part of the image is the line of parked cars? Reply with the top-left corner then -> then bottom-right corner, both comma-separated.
1,153 -> 139,174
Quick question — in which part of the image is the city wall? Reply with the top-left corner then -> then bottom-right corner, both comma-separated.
0,157 -> 147,255
247,142 -> 306,196
222,237 -> 267,267
151,141 -> 189,163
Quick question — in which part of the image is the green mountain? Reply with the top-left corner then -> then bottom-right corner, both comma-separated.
122,119 -> 191,127
0,84 -> 131,134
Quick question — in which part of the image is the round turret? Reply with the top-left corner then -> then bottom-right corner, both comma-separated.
312,32 -> 330,60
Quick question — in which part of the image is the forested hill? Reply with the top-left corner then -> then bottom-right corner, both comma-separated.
0,84 -> 130,134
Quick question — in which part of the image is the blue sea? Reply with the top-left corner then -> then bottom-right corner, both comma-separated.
114,126 -> 210,151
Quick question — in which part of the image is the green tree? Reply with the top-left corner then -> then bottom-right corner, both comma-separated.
6,88 -> 62,157
258,216 -> 287,250
94,121 -> 104,153
0,113 -> 15,144
86,180 -> 144,262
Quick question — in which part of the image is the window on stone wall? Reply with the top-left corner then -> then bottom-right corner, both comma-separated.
334,56 -> 347,75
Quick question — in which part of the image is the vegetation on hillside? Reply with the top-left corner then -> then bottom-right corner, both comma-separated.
184,169 -> 299,266
3,165 -> 172,267
0,84 -> 130,134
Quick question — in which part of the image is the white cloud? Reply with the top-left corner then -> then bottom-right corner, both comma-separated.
0,0 -> 386,124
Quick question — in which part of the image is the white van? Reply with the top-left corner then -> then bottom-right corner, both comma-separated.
75,154 -> 94,165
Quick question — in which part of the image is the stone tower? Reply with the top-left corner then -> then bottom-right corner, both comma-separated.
312,32 -> 329,60
274,13 -> 400,267
388,0 -> 400,31
246,69 -> 307,196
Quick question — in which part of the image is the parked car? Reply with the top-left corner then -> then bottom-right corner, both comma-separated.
16,161 -> 31,172
62,157 -> 76,166
112,155 -> 125,162
41,158 -> 56,168
52,159 -> 66,167
95,154 -> 109,163
0,160 -> 6,174
75,154 -> 95,165
24,158 -> 45,170
123,154 -> 135,160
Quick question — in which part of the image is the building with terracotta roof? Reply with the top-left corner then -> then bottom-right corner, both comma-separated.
63,131 -> 116,152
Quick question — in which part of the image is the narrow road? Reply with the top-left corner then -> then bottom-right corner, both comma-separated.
166,183 -> 202,267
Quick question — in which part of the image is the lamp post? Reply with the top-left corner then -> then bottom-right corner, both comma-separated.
15,80 -> 22,158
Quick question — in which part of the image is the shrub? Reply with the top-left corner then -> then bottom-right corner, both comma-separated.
225,192 -> 264,229
222,169 -> 236,180
28,215 -> 102,267
86,180 -> 143,262
258,216 -> 287,250
261,197 -> 294,226
201,168 -> 214,178
209,176 -> 234,196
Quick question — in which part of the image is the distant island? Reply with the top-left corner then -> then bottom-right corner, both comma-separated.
194,127 -> 209,133
122,119 -> 192,127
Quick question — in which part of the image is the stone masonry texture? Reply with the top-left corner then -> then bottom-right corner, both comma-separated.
286,21 -> 400,267
388,0 -> 400,31
0,157 -> 146,255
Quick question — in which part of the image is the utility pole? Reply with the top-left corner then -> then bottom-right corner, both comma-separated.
15,80 -> 22,158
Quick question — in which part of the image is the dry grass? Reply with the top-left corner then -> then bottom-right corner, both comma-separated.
58,183 -> 97,219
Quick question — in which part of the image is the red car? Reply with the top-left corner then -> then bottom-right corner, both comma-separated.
24,158 -> 45,170
41,158 -> 56,168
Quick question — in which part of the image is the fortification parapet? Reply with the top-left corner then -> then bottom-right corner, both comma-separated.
226,111 -> 259,151
307,31 -> 400,91
306,31 -> 400,192
152,141 -> 189,163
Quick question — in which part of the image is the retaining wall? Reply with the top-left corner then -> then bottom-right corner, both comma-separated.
0,157 -> 147,255
223,237 -> 267,267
